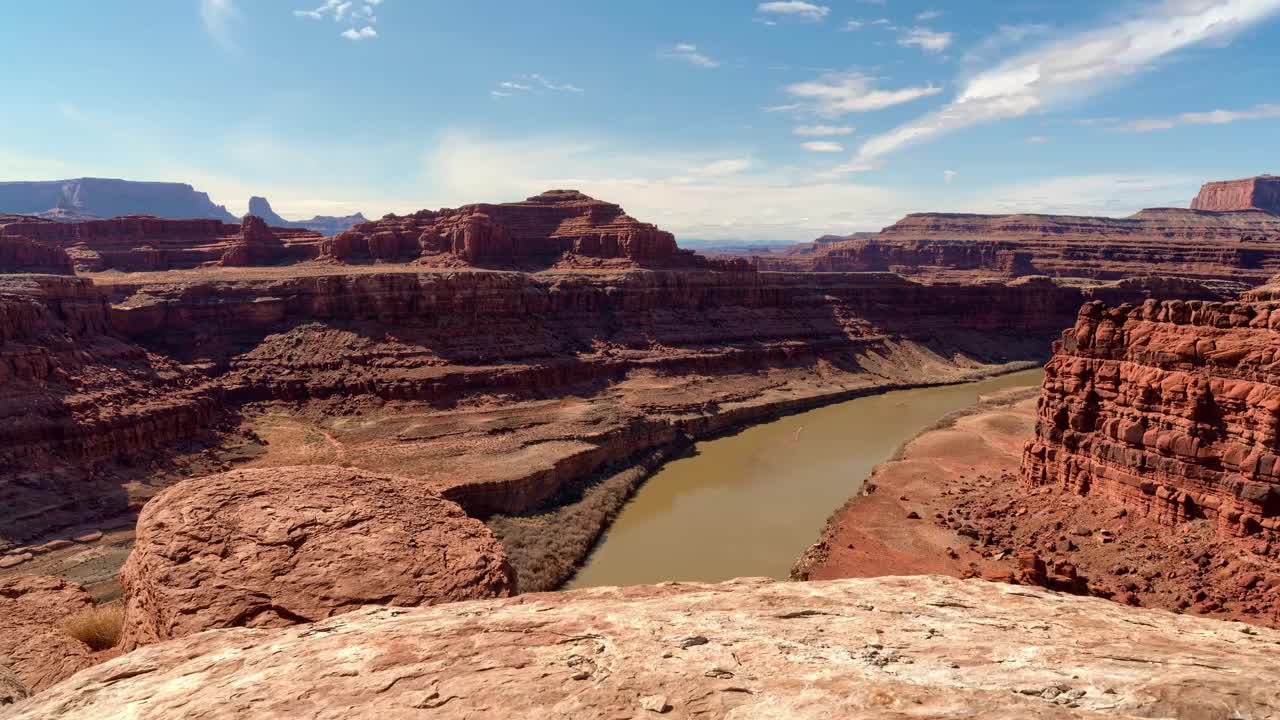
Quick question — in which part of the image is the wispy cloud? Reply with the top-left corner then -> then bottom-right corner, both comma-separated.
802,141 -> 845,152
916,10 -> 944,21
784,72 -> 942,117
491,74 -> 585,98
898,27 -> 953,52
794,125 -> 855,136
841,20 -> 863,31
757,1 -> 831,22
1024,135 -> 1049,143
200,0 -> 239,50
660,43 -> 721,68
1114,102 -> 1280,131
295,0 -> 384,39
855,0 -> 1280,164
943,169 -> 959,183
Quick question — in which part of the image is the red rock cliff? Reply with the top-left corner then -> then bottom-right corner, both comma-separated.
321,190 -> 737,269
759,209 -> 1280,284
1192,176 -> 1280,214
1023,284 -> 1280,539
0,215 -> 321,272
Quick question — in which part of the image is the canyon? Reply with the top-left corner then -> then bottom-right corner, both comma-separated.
746,177 -> 1280,285
4,180 -> 1280,714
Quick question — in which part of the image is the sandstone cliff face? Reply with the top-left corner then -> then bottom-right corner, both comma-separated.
321,190 -> 731,269
119,466 -> 513,650
1023,286 -> 1280,539
12,575 -> 1280,719
0,233 -> 74,275
0,275 -> 220,539
0,269 -> 1234,543
1192,176 -> 1280,213
0,215 -> 321,272
756,207 -> 1280,284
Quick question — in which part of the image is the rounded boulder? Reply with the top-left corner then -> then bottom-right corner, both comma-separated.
120,466 -> 513,650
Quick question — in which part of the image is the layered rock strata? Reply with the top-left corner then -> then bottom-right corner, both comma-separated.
0,233 -> 74,275
1192,175 -> 1280,213
321,189 -> 743,269
119,466 -> 513,650
755,209 -> 1280,283
12,575 -> 1280,719
0,269 -> 1236,545
1023,282 -> 1280,540
0,215 -> 322,272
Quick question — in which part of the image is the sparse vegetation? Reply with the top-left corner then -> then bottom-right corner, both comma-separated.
488,444 -> 683,592
61,605 -> 124,651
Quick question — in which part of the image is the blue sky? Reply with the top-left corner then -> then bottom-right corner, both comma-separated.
2,0 -> 1279,239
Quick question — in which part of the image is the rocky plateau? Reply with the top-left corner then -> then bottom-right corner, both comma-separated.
11,575 -> 1280,719
747,177 -> 1280,285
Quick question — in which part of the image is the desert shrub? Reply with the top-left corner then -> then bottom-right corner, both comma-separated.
488,444 -> 680,593
61,605 -> 124,651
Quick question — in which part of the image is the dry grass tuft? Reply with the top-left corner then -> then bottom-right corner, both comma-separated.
61,605 -> 124,651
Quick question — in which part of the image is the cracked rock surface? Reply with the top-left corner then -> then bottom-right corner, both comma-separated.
118,466 -> 513,651
16,575 -> 1280,719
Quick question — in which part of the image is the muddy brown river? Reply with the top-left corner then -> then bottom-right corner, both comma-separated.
566,368 -> 1045,589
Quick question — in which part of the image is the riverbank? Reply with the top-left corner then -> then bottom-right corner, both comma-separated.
792,385 -> 1041,582
794,379 -> 1280,628
498,367 -> 1046,593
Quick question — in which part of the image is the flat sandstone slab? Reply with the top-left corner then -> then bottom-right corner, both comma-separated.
11,576 -> 1279,719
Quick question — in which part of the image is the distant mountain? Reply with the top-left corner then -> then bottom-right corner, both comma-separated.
247,196 -> 367,236
0,178 -> 237,222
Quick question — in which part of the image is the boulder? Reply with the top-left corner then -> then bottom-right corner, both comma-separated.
12,576 -> 1280,719
119,466 -> 514,650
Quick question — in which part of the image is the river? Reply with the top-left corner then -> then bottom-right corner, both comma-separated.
565,368 -> 1045,589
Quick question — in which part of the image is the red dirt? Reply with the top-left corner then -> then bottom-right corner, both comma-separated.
796,384 -> 1280,629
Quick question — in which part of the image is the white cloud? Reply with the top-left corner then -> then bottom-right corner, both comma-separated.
200,0 -> 239,50
683,158 -> 754,177
802,141 -> 845,152
1116,103 -> 1280,131
899,27 -> 953,52
529,74 -> 584,93
794,125 -> 855,136
916,10 -> 944,21
757,1 -> 831,21
661,43 -> 721,68
841,20 -> 864,31
784,72 -> 942,117
1024,135 -> 1049,143
943,169 -> 959,183
491,75 -> 584,97
957,174 -> 1199,216
422,132 -> 913,239
855,0 -> 1280,164
295,0 -> 383,38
